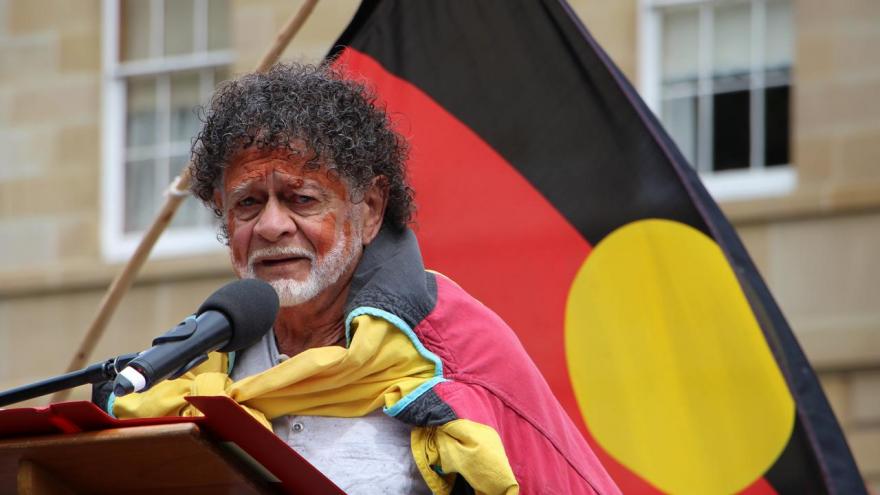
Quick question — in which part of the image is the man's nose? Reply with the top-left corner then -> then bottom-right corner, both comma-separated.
253,197 -> 296,242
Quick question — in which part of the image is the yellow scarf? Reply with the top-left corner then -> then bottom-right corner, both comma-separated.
114,313 -> 517,495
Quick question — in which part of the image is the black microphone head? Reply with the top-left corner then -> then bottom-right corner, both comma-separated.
197,279 -> 280,352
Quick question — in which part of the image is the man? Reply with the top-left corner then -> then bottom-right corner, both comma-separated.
110,63 -> 619,495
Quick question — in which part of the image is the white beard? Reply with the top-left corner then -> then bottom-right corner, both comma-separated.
234,220 -> 362,307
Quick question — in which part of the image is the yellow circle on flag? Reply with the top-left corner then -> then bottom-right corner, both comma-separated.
565,219 -> 795,494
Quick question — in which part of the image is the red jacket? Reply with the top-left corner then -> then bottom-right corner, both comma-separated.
347,227 -> 620,494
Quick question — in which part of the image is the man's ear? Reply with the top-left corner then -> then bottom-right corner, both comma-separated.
361,176 -> 389,245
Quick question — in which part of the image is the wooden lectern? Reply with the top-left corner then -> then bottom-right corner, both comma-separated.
0,396 -> 344,494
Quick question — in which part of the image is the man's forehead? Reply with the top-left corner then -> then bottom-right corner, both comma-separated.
228,142 -> 314,163
220,147 -> 347,193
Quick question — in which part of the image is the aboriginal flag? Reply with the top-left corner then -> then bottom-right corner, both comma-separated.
328,1 -> 865,494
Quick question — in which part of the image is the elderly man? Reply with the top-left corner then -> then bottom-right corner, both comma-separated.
110,63 -> 619,495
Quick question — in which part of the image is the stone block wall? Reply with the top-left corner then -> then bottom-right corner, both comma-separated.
0,0 -> 102,273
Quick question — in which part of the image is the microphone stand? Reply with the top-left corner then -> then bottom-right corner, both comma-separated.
0,353 -> 138,408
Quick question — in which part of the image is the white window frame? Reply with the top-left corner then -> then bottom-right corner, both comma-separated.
100,0 -> 233,262
638,0 -> 797,202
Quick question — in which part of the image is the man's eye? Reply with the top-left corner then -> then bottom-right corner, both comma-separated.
238,197 -> 258,207
293,195 -> 315,205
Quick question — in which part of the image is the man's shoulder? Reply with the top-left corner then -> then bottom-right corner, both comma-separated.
410,273 -> 615,493
417,271 -> 529,360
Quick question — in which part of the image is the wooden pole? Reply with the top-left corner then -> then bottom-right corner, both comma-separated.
50,0 -> 320,403
255,0 -> 319,74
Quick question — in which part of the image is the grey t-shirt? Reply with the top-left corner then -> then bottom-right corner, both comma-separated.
230,329 -> 431,495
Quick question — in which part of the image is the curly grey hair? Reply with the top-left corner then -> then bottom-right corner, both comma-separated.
190,62 -> 413,242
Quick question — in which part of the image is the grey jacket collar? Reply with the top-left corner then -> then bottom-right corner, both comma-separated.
344,227 -> 437,330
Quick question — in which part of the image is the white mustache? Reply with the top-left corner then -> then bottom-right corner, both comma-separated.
247,246 -> 315,271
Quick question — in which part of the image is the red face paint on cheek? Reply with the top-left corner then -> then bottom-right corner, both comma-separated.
227,215 -> 241,256
227,212 -> 255,274
314,213 -> 338,258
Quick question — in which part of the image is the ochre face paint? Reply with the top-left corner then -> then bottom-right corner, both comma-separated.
221,147 -> 360,289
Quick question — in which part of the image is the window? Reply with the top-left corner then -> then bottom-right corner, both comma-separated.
640,0 -> 795,200
101,0 -> 232,260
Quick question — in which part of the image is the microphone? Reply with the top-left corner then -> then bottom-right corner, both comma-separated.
113,279 -> 279,397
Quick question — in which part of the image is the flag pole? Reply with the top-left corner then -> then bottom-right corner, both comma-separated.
50,0 -> 320,404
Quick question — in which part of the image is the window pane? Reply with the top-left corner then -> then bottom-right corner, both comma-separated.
208,0 -> 231,51
713,2 -> 751,91
165,0 -> 195,56
170,72 -> 201,144
125,159 -> 158,233
121,0 -> 151,61
765,85 -> 790,166
661,96 -> 698,167
661,7 -> 699,89
169,155 -> 210,228
126,78 -> 157,147
766,0 -> 793,69
713,90 -> 751,171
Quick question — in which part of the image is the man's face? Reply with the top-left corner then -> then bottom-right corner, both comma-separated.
219,148 -> 364,307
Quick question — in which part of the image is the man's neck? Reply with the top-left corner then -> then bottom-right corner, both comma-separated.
271,275 -> 353,357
